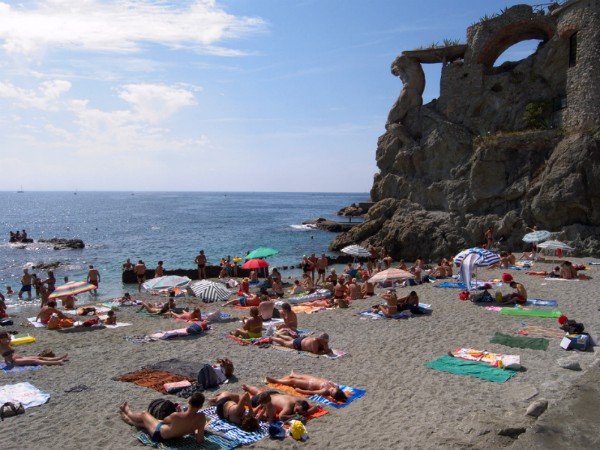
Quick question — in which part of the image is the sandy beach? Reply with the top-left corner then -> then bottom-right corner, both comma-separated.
0,258 -> 598,450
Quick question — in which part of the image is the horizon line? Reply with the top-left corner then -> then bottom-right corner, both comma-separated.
1,190 -> 371,195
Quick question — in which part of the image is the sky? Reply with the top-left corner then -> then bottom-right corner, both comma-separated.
0,0 -> 543,192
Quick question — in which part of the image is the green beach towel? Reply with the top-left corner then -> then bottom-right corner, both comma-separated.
490,332 -> 549,350
500,308 -> 562,318
426,355 -> 517,383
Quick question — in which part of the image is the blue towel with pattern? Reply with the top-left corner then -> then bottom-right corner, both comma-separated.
525,299 -> 558,307
358,310 -> 411,319
203,406 -> 269,446
309,384 -> 366,409
1,363 -> 42,374
434,281 -> 466,289
136,430 -> 237,450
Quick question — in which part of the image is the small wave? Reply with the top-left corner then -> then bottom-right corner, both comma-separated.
151,226 -> 161,230
289,224 -> 316,231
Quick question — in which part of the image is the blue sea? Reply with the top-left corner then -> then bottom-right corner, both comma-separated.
0,191 -> 368,300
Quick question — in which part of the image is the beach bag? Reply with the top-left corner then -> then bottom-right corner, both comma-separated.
197,364 -> 219,390
147,399 -> 177,420
458,291 -> 469,301
0,319 -> 13,327
0,402 -> 25,421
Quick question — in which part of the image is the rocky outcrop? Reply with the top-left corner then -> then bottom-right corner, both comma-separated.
332,2 -> 600,260
303,218 -> 358,232
38,238 -> 85,250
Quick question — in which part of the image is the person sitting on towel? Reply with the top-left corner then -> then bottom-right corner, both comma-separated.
346,278 -> 363,300
270,333 -> 333,356
119,393 -> 206,444
103,310 -> 117,325
169,307 -> 201,321
502,281 -> 528,304
397,291 -> 419,311
208,392 -> 261,431
137,297 -> 176,315
276,303 -> 298,333
0,331 -> 68,366
270,278 -> 284,298
36,300 -> 67,324
242,384 -> 320,420
372,289 -> 398,317
265,371 -> 348,402
230,306 -> 263,339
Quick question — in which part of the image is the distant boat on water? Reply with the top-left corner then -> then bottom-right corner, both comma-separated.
16,185 -> 24,193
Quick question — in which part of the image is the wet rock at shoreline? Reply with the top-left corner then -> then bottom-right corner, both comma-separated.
303,218 -> 358,232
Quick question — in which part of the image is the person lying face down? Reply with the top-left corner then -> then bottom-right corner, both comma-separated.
0,332 -> 69,366
265,371 -> 348,402
119,393 -> 206,444
269,333 -> 332,356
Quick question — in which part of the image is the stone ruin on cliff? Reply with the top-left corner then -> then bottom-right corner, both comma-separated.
331,0 -> 600,260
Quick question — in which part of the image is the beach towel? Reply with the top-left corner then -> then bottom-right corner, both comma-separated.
543,277 -> 580,282
124,335 -> 158,344
517,326 -> 566,339
426,356 -> 517,383
434,281 -> 466,289
137,430 -> 236,450
102,300 -> 142,308
1,363 -> 42,374
116,369 -> 194,394
291,300 -> 332,315
500,308 -> 562,318
204,406 -> 269,446
0,382 -> 50,408
525,299 -> 558,307
451,348 -> 520,368
104,322 -> 132,329
589,261 -> 600,265
358,310 -> 411,320
308,384 -> 366,409
271,345 -> 348,359
484,306 -> 502,312
287,289 -> 332,304
26,317 -> 46,328
490,332 -> 548,350
144,359 -> 208,380
63,306 -> 111,316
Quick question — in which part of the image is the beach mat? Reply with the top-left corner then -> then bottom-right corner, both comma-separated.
517,326 -> 566,339
308,384 -> 366,409
500,308 -> 562,318
358,310 -> 411,320
137,430 -> 235,450
490,332 -> 549,350
26,317 -> 46,328
525,299 -> 558,307
1,363 -> 42,374
116,369 -> 194,394
204,406 -> 269,446
271,345 -> 348,359
0,382 -> 50,408
426,356 -> 517,383
291,299 -> 333,314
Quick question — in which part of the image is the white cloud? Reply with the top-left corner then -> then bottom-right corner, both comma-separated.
0,0 -> 265,56
118,83 -> 198,124
0,79 -> 71,110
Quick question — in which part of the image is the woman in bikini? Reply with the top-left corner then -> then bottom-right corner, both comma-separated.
265,371 -> 348,402
168,308 -> 201,321
209,392 -> 261,431
0,332 -> 68,366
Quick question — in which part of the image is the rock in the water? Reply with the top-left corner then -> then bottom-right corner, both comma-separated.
557,357 -> 582,371
38,238 -> 85,250
498,427 -> 526,438
303,218 -> 357,232
526,399 -> 548,418
32,261 -> 61,270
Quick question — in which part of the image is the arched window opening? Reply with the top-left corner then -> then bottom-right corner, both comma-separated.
493,39 -> 544,69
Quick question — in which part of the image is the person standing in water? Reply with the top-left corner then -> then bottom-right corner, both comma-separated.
18,269 -> 32,300
195,250 -> 207,280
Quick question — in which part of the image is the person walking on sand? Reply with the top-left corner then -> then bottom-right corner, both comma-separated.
135,260 -> 147,292
18,268 -> 32,300
87,265 -> 100,294
195,250 -> 207,280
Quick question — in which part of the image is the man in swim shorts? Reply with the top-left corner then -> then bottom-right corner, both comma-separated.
242,384 -> 320,421
18,268 -> 32,300
271,333 -> 332,355
87,265 -> 100,292
119,392 -> 206,444
134,260 -> 147,292
195,250 -> 207,280
316,253 -> 328,285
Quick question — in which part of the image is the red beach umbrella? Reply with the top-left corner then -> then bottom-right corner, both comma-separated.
242,259 -> 269,269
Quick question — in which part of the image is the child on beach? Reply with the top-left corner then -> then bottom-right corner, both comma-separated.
104,310 -> 117,325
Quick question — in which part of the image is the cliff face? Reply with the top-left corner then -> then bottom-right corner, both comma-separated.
331,2 -> 600,259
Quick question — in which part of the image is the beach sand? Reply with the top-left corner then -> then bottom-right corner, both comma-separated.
0,258 -> 598,449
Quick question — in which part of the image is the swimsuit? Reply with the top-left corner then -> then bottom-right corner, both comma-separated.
151,422 -> 164,443
216,398 -> 229,420
247,330 -> 262,339
293,336 -> 305,350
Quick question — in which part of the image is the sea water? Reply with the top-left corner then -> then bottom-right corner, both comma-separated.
0,191 -> 368,300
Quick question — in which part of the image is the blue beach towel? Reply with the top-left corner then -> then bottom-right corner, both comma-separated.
1,363 -> 42,374
525,299 -> 558,307
588,261 -> 600,265
434,281 -> 466,289
309,384 -> 366,409
358,310 -> 411,319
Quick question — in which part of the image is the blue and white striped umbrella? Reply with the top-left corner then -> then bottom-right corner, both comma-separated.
454,248 -> 501,267
341,244 -> 371,258
142,275 -> 191,290
189,280 -> 233,303
523,230 -> 552,243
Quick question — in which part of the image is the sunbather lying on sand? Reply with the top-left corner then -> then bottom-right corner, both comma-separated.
0,332 -> 68,366
265,371 -> 348,402
241,384 -> 320,420
77,306 -> 97,316
230,306 -> 262,339
119,393 -> 206,444
270,333 -> 333,356
168,308 -> 201,321
223,293 -> 260,307
398,291 -> 419,310
138,298 -> 176,315
208,392 -> 261,431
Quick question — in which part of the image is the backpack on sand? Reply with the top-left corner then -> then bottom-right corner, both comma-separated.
197,364 -> 219,390
0,402 -> 25,421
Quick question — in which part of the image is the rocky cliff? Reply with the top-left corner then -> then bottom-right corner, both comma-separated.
331,2 -> 600,259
